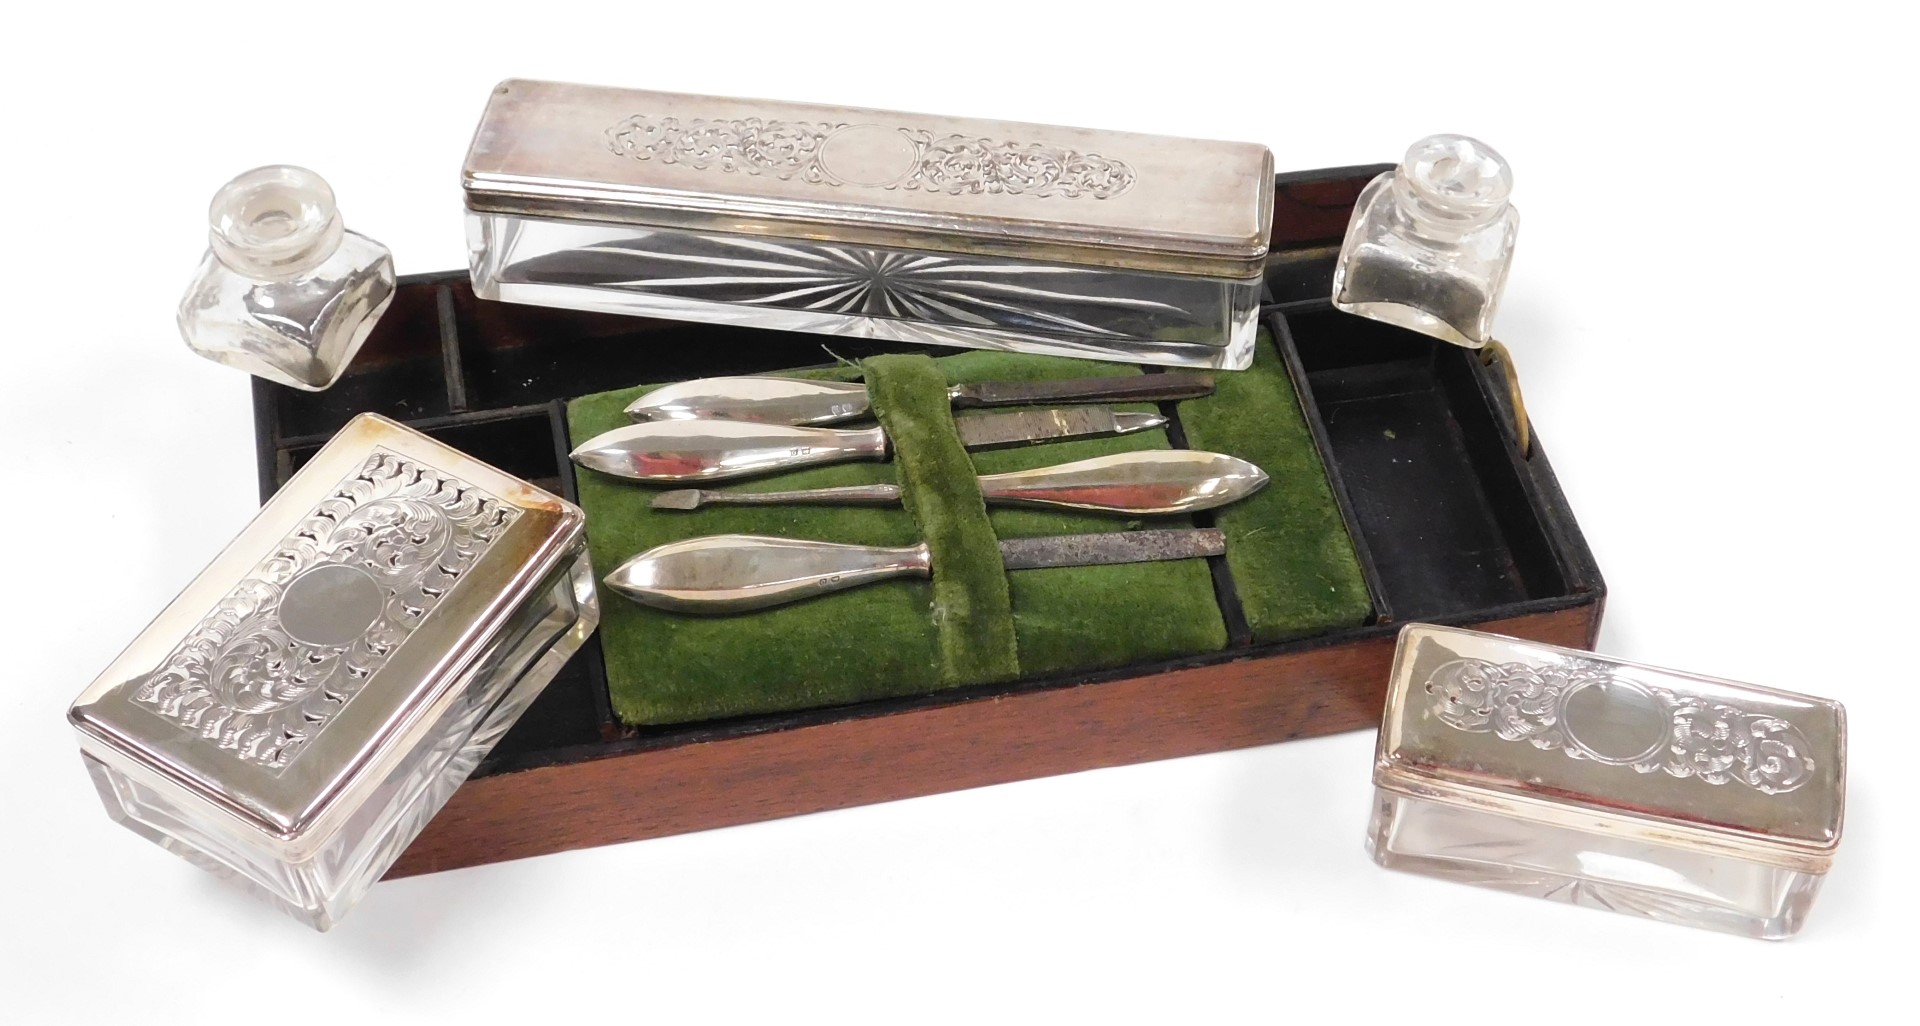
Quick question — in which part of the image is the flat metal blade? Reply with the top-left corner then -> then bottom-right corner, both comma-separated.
649,490 -> 707,510
953,408 -> 1167,451
956,373 -> 1215,408
996,528 -> 1226,571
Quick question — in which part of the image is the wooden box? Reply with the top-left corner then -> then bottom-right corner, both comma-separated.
249,164 -> 1605,877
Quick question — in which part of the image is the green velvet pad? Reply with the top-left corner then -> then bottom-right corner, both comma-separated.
567,339 -> 1370,726
1177,337 -> 1373,642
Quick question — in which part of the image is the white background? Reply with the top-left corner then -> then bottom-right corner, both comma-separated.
2,2 -> 1913,1021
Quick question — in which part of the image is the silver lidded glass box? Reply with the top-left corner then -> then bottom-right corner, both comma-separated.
68,414 -> 598,930
1370,624 -> 1845,939
462,80 -> 1275,369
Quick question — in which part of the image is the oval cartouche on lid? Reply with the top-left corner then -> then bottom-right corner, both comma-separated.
68,413 -> 599,930
1369,623 -> 1846,939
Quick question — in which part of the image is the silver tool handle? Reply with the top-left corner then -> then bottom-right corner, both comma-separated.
570,420 -> 891,482
624,377 -> 874,426
604,535 -> 934,613
974,450 -> 1270,515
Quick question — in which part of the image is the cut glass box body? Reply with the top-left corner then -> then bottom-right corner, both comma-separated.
69,415 -> 597,929
1370,624 -> 1845,939
462,80 -> 1273,369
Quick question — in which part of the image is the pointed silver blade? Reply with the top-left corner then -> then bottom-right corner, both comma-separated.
953,408 -> 1167,451
625,376 -> 872,425
569,420 -> 888,482
996,528 -> 1225,571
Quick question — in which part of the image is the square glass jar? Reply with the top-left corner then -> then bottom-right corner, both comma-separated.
462,80 -> 1274,369
68,414 -> 598,930
1369,624 -> 1845,939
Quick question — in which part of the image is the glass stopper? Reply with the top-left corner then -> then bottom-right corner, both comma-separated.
207,165 -> 347,281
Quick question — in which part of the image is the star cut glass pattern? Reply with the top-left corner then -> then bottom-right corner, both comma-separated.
466,214 -> 1261,369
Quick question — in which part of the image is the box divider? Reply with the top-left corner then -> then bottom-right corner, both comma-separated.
1145,367 -> 1253,647
1268,310 -> 1394,626
436,284 -> 470,413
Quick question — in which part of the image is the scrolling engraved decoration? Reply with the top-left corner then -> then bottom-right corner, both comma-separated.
1423,659 -> 1816,794
606,115 -> 1137,199
130,450 -> 519,769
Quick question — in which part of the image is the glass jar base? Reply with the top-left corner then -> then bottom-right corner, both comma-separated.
1330,299 -> 1487,351
1366,790 -> 1823,940
467,213 -> 1259,370
179,231 -> 396,391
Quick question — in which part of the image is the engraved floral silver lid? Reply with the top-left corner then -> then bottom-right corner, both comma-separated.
69,414 -> 588,856
1376,624 -> 1846,872
462,79 -> 1275,279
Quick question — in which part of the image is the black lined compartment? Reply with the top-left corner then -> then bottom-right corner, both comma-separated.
1278,308 -> 1574,619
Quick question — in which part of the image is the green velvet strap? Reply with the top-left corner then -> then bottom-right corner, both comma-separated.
860,354 -> 1021,685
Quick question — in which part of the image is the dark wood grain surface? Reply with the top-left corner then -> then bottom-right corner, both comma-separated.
388,605 -> 1598,877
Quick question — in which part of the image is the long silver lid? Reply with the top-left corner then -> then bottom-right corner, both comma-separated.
462,79 -> 1275,279
1376,624 -> 1846,872
69,414 -> 585,854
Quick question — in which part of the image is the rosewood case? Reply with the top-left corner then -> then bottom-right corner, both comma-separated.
253,164 -> 1606,878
